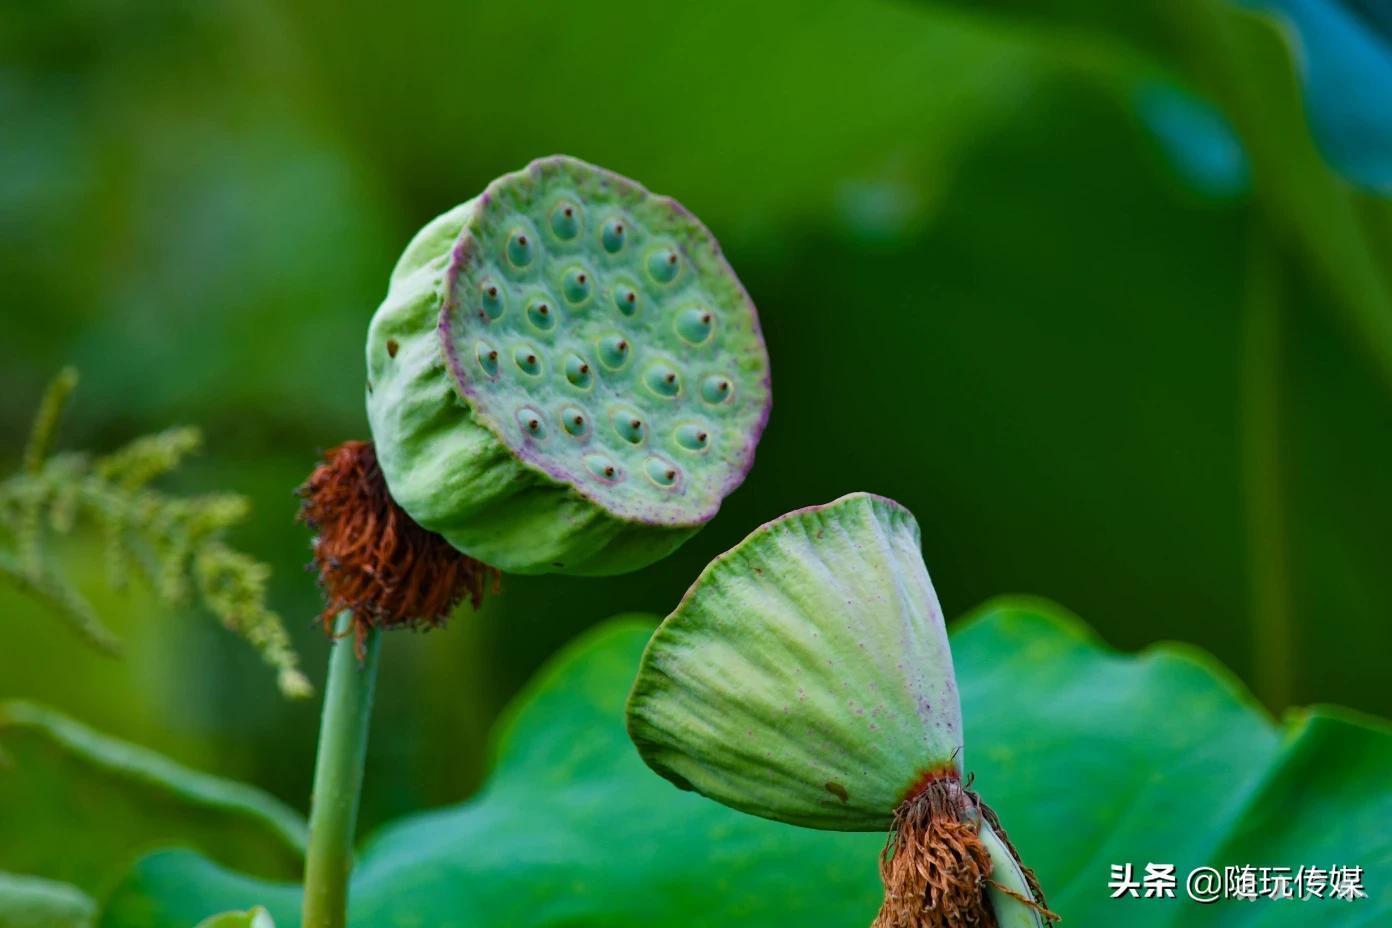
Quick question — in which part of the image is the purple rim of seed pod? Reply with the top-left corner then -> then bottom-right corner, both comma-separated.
437,155 -> 771,529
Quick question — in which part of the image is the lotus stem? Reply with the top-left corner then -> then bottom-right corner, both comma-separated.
1241,228 -> 1293,708
302,610 -> 381,928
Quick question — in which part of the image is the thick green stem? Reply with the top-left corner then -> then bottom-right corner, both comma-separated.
302,611 -> 381,928
1240,230 -> 1293,709
980,820 -> 1049,928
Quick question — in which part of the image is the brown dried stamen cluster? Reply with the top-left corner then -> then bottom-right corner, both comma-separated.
873,777 -> 1054,928
297,440 -> 498,652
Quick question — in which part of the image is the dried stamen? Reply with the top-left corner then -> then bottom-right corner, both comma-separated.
873,777 -> 1055,928
298,440 -> 499,653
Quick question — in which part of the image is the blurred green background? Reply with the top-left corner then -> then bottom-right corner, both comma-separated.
3,0 -> 1390,838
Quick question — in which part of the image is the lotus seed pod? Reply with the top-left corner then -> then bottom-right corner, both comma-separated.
627,492 -> 959,828
366,156 -> 770,575
626,493 -> 1054,927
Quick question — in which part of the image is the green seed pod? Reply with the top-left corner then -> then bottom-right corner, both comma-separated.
626,493 -> 1054,927
367,156 -> 770,575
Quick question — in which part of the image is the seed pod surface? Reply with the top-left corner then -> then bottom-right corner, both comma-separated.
626,492 -> 961,830
366,156 -> 770,574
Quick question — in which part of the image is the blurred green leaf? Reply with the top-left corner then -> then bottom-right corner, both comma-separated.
280,0 -> 1048,237
920,0 -> 1392,386
101,602 -> 1391,926
1134,80 -> 1250,198
927,0 -> 1392,193
0,702 -> 306,900
1180,0 -> 1392,389
0,0 -> 1050,432
1237,0 -> 1392,191
0,872 -> 95,928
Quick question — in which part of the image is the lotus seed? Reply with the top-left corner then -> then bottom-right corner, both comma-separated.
613,285 -> 639,316
480,282 -> 504,319
584,453 -> 620,481
561,406 -> 589,437
644,362 -> 682,398
675,423 -> 710,451
507,230 -> 533,267
598,334 -> 631,369
476,342 -> 499,377
613,408 -> 645,444
516,407 -> 545,438
648,248 -> 680,283
550,202 -> 579,239
563,268 -> 592,304
700,375 -> 733,404
527,300 -> 555,330
645,456 -> 680,487
514,346 -> 542,376
602,219 -> 626,253
676,307 -> 714,344
564,354 -> 593,388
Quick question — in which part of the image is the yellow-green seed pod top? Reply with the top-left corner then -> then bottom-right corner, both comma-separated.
366,156 -> 771,575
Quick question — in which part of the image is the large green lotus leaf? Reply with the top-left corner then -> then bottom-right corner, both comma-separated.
101,603 -> 1391,926
0,702 -> 305,899
0,872 -> 95,928
627,493 -> 962,831
1184,707 -> 1392,926
101,618 -> 883,927
952,602 -> 1392,923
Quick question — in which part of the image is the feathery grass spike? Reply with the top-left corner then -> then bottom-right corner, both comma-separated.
0,369 -> 310,698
